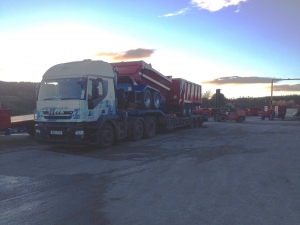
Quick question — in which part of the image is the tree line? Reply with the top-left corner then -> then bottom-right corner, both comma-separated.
202,90 -> 300,109
0,81 -> 299,116
0,81 -> 38,116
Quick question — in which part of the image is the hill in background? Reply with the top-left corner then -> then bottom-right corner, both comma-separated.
0,81 -> 38,116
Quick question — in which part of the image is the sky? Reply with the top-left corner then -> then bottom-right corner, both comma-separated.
0,0 -> 299,98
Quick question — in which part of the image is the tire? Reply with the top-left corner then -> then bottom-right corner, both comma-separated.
98,122 -> 115,149
189,118 -> 195,128
281,115 -> 285,120
12,127 -> 20,133
218,114 -> 227,122
152,92 -> 160,109
144,117 -> 156,138
131,118 -> 144,141
141,90 -> 152,109
236,117 -> 244,123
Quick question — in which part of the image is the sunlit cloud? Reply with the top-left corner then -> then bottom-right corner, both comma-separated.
191,0 -> 247,12
203,76 -> 275,85
95,48 -> 155,60
162,0 -> 247,17
162,7 -> 189,17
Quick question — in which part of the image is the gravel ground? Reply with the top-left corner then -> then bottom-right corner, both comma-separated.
1,116 -> 300,225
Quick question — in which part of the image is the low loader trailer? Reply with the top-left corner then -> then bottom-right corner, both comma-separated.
0,109 -> 35,135
34,60 -> 207,148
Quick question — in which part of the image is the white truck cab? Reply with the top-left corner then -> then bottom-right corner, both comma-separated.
35,60 -> 118,145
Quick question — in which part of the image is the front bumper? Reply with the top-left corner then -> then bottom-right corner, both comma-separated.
35,122 -> 98,146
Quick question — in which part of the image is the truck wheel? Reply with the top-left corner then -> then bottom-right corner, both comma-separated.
219,115 -> 227,122
152,92 -> 160,109
98,122 -> 115,149
236,117 -> 244,123
131,119 -> 144,141
144,117 -> 156,138
142,90 -> 152,109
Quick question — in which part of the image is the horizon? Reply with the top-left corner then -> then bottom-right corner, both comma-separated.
1,0 -> 299,98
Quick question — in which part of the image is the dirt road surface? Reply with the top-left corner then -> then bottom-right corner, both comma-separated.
1,117 -> 300,225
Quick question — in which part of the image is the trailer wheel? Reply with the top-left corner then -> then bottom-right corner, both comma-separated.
12,127 -> 21,133
98,122 -> 115,149
131,119 -> 144,141
144,117 -> 156,138
219,115 -> 227,122
152,91 -> 160,109
141,90 -> 152,109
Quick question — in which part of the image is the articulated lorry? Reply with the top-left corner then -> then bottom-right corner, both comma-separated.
34,60 -> 207,148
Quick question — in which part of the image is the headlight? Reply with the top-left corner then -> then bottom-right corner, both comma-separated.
75,130 -> 84,135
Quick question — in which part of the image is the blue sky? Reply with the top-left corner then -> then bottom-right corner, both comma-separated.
0,0 -> 299,98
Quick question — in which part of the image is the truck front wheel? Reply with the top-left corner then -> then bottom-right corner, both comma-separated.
98,122 -> 115,149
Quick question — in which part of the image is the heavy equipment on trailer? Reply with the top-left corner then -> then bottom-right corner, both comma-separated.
34,60 -> 207,148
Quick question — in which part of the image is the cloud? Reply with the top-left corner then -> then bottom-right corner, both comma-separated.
162,7 -> 190,17
162,0 -> 247,16
95,48 -> 155,60
203,76 -> 275,85
273,84 -> 300,92
191,0 -> 247,12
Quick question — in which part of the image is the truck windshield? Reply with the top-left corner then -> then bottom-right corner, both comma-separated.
38,77 -> 87,101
